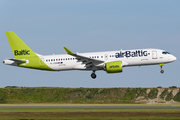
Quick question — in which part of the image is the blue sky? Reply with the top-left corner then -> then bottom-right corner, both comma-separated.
0,0 -> 180,88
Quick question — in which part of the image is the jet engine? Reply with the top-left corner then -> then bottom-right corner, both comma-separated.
104,61 -> 122,73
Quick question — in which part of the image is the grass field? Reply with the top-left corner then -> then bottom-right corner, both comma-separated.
0,104 -> 180,119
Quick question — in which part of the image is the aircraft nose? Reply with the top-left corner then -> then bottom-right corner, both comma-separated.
171,55 -> 177,62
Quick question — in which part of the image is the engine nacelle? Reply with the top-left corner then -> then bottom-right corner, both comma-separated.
104,61 -> 122,73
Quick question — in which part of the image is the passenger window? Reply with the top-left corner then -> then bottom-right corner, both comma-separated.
97,56 -> 99,58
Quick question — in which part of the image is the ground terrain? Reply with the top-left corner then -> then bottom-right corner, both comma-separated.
0,87 -> 180,119
0,104 -> 180,119
0,87 -> 179,104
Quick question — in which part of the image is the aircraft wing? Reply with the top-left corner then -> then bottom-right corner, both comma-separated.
64,47 -> 104,68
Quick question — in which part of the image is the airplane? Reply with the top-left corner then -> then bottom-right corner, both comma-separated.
3,31 -> 177,79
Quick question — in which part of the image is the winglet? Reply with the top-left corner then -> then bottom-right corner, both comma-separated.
64,47 -> 74,54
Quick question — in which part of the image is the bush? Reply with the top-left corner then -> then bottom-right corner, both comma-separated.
174,90 -> 180,102
148,88 -> 158,99
137,88 -> 148,98
0,89 -> 7,103
5,86 -> 19,88
160,89 -> 168,99
165,91 -> 174,101
169,86 -> 177,88
123,89 -> 137,100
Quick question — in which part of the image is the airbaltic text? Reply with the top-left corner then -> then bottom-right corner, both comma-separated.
14,50 -> 30,56
115,50 -> 149,58
109,65 -> 120,68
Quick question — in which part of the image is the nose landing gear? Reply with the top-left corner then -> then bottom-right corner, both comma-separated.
159,63 -> 164,74
160,69 -> 164,74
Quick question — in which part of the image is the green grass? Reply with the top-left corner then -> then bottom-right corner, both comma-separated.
0,104 -> 180,119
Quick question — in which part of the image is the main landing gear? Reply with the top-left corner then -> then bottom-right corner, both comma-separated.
91,70 -> 97,79
159,63 -> 164,74
91,66 -> 97,79
160,69 -> 164,74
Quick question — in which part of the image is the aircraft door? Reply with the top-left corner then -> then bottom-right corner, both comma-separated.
152,51 -> 157,59
39,58 -> 45,66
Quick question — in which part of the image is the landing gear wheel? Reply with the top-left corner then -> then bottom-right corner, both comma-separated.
160,70 -> 164,74
91,73 -> 97,79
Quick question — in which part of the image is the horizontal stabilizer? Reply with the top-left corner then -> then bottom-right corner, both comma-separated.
8,59 -> 26,63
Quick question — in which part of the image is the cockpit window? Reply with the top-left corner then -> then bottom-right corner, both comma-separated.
162,51 -> 170,54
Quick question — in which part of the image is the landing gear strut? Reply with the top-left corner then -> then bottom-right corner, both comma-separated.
159,63 -> 164,74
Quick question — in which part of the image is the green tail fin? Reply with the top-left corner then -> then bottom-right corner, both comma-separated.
5,31 -> 37,59
5,31 -> 54,71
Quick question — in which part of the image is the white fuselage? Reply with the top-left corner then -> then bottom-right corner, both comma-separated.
39,48 -> 176,71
